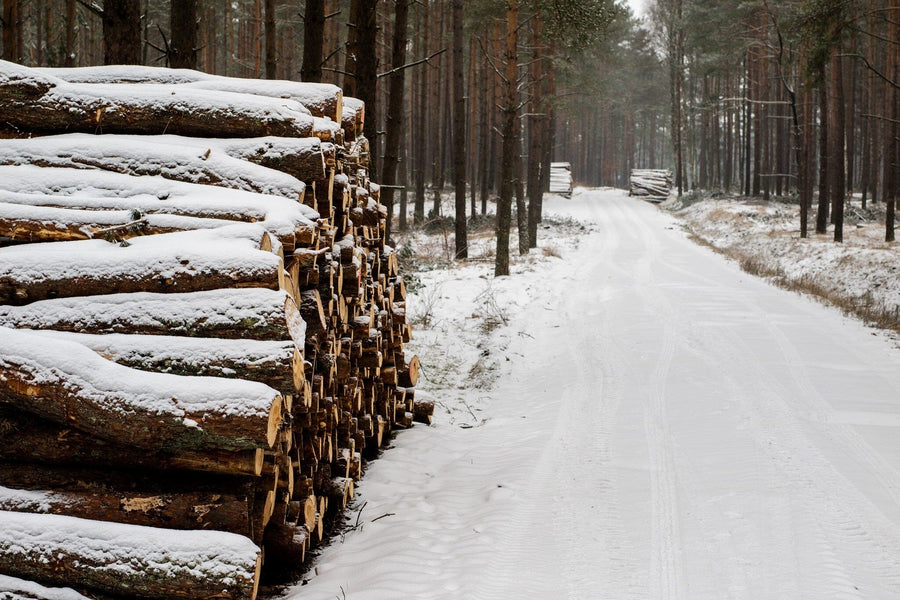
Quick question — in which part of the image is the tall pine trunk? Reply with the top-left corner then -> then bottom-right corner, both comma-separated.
301,0 -> 324,82
381,0 -> 410,245
495,0 -> 518,277
170,0 -> 198,69
2,0 -> 21,62
451,0 -> 467,258
264,0 -> 276,79
829,52 -> 845,242
103,0 -> 141,65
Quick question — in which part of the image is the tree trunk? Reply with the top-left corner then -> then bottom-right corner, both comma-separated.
526,18 -> 545,250
816,84 -> 829,234
264,0 -> 276,79
495,0 -> 518,277
381,0 -> 410,245
355,0 -> 378,179
301,0 -> 325,82
885,0 -> 899,242
2,0 -> 21,62
0,511 -> 261,600
170,0 -> 198,69
65,0 -> 76,66
829,51 -> 845,242
413,1 -> 427,225
452,0 -> 467,259
102,0 -> 141,65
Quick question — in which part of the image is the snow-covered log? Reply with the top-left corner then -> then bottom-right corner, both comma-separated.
0,167 -> 319,250
38,64 -> 344,123
0,225 -> 285,305
0,203 -> 260,245
0,406 -> 264,476
0,327 -> 284,453
0,574 -> 91,600
629,168 -> 673,201
549,162 -> 573,197
0,61 -> 340,141
0,511 -> 262,600
0,289 -> 305,345
29,330 -> 304,394
0,484 -> 253,537
342,97 -> 365,138
0,134 -> 310,199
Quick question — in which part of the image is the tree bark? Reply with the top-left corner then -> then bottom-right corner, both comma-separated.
169,0 -> 198,69
495,0 -> 518,277
65,0 -> 76,66
0,511 -> 261,600
2,0 -> 21,62
0,405 -> 265,475
526,18 -> 545,250
452,0 -> 467,259
0,484 -> 254,537
381,0 -> 410,245
264,0 -> 276,79
102,0 -> 141,65
301,0 -> 325,82
885,0 -> 899,242
816,85 -> 829,234
356,0 -> 378,180
829,51 -> 845,242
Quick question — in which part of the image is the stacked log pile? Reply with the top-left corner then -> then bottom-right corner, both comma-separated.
629,168 -> 673,201
0,60 -> 430,600
549,162 -> 573,197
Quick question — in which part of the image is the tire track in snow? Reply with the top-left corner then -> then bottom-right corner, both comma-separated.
606,197 -> 687,599
637,207 -> 900,597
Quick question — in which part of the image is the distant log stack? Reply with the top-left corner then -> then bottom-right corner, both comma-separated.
0,60 -> 432,600
629,169 -> 673,201
549,162 -> 573,197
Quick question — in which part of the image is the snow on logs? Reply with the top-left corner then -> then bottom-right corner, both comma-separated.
0,327 -> 284,453
0,224 -> 285,304
0,511 -> 262,600
37,64 -> 345,123
629,168 -> 673,201
0,134 -> 319,198
0,59 -> 430,597
0,61 -> 340,141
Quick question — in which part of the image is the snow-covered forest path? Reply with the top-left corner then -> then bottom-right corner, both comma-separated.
289,189 -> 900,600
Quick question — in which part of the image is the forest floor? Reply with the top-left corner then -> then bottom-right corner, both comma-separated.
282,188 -> 900,600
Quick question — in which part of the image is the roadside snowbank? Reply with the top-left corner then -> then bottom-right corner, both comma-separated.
666,196 -> 900,331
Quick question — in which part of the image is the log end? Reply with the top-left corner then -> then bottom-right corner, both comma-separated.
267,395 -> 284,449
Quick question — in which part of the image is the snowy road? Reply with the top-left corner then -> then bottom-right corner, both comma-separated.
289,189 -> 900,600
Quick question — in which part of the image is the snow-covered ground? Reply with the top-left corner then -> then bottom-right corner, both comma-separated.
669,195 -> 900,332
286,188 -> 900,600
